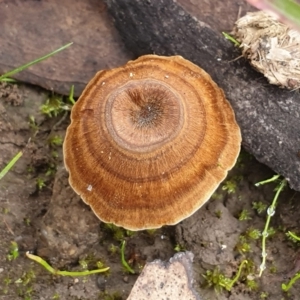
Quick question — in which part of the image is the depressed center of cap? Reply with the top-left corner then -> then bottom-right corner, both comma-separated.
105,79 -> 184,152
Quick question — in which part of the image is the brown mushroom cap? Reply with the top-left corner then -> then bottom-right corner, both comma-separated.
63,55 -> 241,230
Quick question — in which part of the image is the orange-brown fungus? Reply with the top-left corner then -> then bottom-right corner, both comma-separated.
63,55 -> 241,230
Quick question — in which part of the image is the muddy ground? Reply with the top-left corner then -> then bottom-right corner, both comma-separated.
0,82 -> 300,300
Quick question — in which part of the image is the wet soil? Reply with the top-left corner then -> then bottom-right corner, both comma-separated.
0,82 -> 300,300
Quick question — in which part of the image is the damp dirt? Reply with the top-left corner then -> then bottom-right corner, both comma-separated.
0,82 -> 299,300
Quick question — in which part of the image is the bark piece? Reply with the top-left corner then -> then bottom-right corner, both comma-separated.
177,0 -> 255,32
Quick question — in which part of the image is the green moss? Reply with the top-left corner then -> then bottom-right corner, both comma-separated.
104,223 -> 136,242
202,260 -> 248,293
238,209 -> 252,221
7,241 -> 19,261
252,201 -> 267,214
98,291 -> 123,300
245,228 -> 261,240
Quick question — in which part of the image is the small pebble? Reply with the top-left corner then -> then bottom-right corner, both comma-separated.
96,276 -> 106,291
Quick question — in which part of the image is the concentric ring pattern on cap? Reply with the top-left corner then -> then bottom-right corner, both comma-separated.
63,55 -> 241,230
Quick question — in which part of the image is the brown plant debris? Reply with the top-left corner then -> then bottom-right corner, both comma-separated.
233,11 -> 300,90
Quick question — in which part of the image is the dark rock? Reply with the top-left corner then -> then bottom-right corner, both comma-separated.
0,0 -> 133,97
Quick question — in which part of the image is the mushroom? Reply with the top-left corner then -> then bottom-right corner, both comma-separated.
63,55 -> 241,230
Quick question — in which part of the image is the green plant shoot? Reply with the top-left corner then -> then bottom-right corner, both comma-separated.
255,175 -> 286,277
282,272 -> 300,292
203,260 -> 248,293
222,32 -> 240,46
26,252 -> 109,276
0,151 -> 23,181
0,42 -> 72,82
121,241 -> 135,274
286,231 -> 300,242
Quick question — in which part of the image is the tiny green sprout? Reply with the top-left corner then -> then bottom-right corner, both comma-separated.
99,291 -> 123,300
282,271 -> 300,292
252,201 -> 267,214
40,86 -> 75,118
146,228 -> 157,235
24,295 -> 32,300
79,259 -> 88,270
246,279 -> 258,291
260,291 -> 269,299
211,192 -> 223,200
48,135 -> 63,147
79,253 -> 107,271
1,207 -> 10,214
36,177 -> 46,190
3,277 -> 11,294
269,264 -> 277,274
125,230 -> 136,237
45,163 -> 57,177
215,210 -> 222,218
7,241 -> 19,261
4,277 -> 12,285
104,223 -> 134,241
27,165 -> 35,174
108,244 -> 119,255
0,43 -> 72,82
222,32 -> 240,46
202,267 -> 231,294
243,259 -> 256,275
104,223 -> 125,241
17,289 -> 32,300
68,85 -> 75,105
245,228 -> 261,240
15,270 -> 36,286
0,150 -> 23,181
222,180 -> 237,194
202,260 -> 248,293
97,261 -> 105,269
40,95 -> 65,117
24,217 -> 31,226
16,282 -> 34,300
174,243 -> 186,252
235,236 -> 251,254
28,115 -> 39,132
267,227 -> 276,237
51,150 -> 59,159
121,241 -> 135,274
113,228 -> 125,241
238,209 -> 252,221
52,293 -> 60,299
286,231 -> 300,243
255,175 -> 280,187
26,252 -> 109,276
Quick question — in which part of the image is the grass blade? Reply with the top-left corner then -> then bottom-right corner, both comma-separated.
0,42 -> 73,81
0,151 -> 23,181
